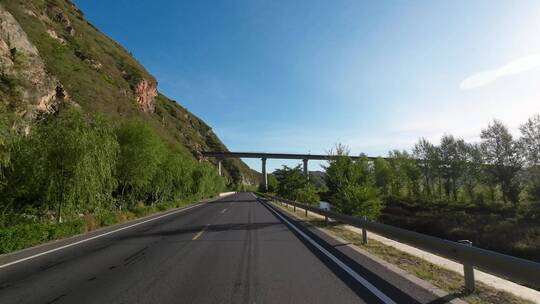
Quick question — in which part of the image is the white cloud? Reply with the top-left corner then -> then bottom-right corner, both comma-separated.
460,52 -> 540,89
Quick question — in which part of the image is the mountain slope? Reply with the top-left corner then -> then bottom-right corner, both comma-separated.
0,0 -> 258,185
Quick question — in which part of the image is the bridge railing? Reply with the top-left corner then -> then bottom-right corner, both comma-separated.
256,193 -> 540,291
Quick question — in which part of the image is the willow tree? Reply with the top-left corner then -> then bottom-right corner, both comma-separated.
6,110 -> 118,222
115,121 -> 166,205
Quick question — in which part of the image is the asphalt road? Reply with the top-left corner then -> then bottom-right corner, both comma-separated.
0,192 -> 450,304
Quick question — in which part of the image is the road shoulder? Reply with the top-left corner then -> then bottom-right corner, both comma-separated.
259,197 -> 467,304
261,196 -> 535,304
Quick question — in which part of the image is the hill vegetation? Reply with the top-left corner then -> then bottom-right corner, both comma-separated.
0,0 -> 259,252
0,108 -> 226,253
0,0 -> 258,185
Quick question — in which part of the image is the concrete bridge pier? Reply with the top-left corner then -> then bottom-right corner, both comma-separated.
262,158 -> 268,191
303,159 -> 309,179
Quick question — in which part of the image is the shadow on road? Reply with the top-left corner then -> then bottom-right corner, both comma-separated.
213,198 -> 259,204
116,222 -> 283,240
261,201 -> 450,304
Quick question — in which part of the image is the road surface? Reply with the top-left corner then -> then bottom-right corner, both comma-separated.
0,193 -> 452,303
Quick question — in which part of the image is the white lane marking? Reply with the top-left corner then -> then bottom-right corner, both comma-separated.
220,208 -> 227,214
0,203 -> 204,270
263,201 -> 396,304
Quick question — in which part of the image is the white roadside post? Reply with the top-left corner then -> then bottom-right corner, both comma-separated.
362,216 -> 368,245
459,240 -> 475,293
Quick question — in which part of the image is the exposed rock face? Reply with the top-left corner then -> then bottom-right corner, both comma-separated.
46,29 -> 66,44
46,6 -> 75,36
0,1 -> 260,185
135,79 -> 157,113
0,4 -> 67,128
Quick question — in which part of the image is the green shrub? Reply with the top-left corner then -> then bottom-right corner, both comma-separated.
115,121 -> 167,205
97,211 -> 119,226
0,113 -> 227,253
292,183 -> 320,204
0,220 -> 85,254
47,219 -> 86,239
332,184 -> 383,219
156,203 -> 169,211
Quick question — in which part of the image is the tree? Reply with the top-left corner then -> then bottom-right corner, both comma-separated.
374,158 -> 392,195
6,110 -> 118,222
387,150 -> 420,198
292,183 -> 320,204
191,162 -> 225,199
519,115 -> 540,201
520,115 -> 540,166
325,152 -> 383,218
273,165 -> 319,203
439,135 -> 467,201
462,143 -> 484,202
259,174 -> 278,193
324,155 -> 356,196
481,120 -> 522,205
150,150 -> 195,204
413,138 -> 439,198
115,121 -> 166,205
332,184 -> 382,219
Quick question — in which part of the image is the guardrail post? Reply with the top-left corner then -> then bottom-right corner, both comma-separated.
294,205 -> 296,212
305,208 -> 308,217
459,240 -> 475,293
362,216 -> 368,245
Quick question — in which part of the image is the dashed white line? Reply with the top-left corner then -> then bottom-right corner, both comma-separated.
0,203 -> 204,270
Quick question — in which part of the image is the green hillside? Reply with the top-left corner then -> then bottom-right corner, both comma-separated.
0,0 -> 258,185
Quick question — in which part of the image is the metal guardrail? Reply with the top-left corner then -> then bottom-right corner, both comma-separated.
257,193 -> 540,291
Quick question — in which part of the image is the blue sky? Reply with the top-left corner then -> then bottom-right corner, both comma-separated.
75,0 -> 540,172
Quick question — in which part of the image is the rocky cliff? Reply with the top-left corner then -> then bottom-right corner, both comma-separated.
0,4 -> 69,133
0,0 -> 258,185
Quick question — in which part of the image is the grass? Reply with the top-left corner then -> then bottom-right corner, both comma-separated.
272,201 -> 534,304
0,198 -> 201,255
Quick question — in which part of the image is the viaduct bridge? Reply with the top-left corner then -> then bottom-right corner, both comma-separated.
202,151 -> 373,190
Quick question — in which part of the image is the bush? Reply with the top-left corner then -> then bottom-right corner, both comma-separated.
97,211 -> 119,226
48,219 -> 86,239
0,219 -> 85,253
332,184 -> 383,219
292,183 -> 320,204
156,203 -> 169,211
518,202 -> 540,220
324,154 -> 383,219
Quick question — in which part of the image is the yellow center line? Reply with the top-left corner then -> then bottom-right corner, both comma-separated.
192,224 -> 209,240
